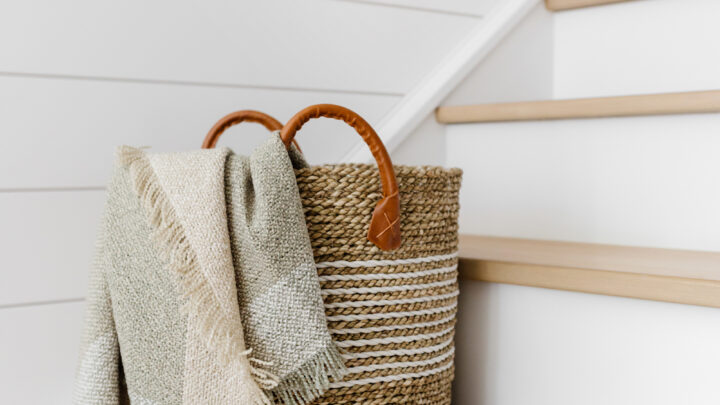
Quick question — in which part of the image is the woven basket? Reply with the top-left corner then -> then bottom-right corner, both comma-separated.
204,105 -> 462,404
297,163 -> 461,404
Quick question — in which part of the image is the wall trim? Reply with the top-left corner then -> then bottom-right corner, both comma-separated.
340,0 -> 541,162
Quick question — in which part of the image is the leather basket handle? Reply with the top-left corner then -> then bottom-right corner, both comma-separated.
281,104 -> 401,250
202,110 -> 301,150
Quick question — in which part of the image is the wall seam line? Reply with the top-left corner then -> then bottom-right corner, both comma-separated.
331,0 -> 485,18
0,297 -> 85,310
0,71 -> 404,97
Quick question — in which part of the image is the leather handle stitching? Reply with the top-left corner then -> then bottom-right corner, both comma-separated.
375,211 -> 399,239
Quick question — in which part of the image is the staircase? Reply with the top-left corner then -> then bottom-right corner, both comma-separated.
434,0 -> 720,403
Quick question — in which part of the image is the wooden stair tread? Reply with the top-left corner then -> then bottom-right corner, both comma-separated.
458,235 -> 720,308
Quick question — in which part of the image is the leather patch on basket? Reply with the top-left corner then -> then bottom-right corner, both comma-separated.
367,193 -> 401,250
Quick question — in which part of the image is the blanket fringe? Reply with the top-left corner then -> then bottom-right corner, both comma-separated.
271,341 -> 347,405
117,146 -> 278,404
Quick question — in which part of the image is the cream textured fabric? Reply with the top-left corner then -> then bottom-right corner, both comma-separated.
74,135 -> 345,405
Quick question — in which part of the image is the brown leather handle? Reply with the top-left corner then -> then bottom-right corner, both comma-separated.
280,104 -> 401,250
202,110 -> 301,151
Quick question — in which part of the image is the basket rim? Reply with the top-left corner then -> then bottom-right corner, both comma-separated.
295,163 -> 462,175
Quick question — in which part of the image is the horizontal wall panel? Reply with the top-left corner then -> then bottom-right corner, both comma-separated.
0,191 -> 104,306
0,0 -> 476,94
342,0 -> 497,16
446,113 -> 720,252
0,302 -> 85,404
0,76 -> 399,189
554,0 -> 720,98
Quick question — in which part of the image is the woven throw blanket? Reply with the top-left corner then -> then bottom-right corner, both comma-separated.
73,135 -> 345,405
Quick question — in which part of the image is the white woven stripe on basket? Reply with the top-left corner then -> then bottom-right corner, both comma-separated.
325,301 -> 457,322
318,250 -> 459,396
335,325 -> 454,348
315,252 -> 458,269
320,278 -> 456,295
323,290 -> 458,309
341,336 -> 454,360
318,264 -> 457,282
329,358 -> 454,388
345,347 -> 455,374
329,312 -> 456,335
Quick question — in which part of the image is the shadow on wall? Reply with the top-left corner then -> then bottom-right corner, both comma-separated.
453,280 -> 496,404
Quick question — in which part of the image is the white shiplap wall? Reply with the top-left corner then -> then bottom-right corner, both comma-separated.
0,0 -> 474,94
0,0 -> 494,402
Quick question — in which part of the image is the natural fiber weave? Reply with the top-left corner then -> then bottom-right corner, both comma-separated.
293,163 -> 462,404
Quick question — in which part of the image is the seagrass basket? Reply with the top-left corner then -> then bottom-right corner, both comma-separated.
298,163 -> 461,404
204,105 -> 462,404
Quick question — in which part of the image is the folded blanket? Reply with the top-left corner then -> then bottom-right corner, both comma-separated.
73,135 -> 345,405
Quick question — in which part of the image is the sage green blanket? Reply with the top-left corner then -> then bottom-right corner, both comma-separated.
73,135 -> 345,404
